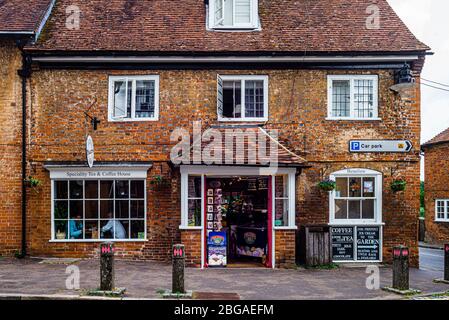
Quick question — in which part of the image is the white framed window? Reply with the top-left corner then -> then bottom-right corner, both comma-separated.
330,169 -> 382,225
435,200 -> 449,222
217,75 -> 268,122
208,0 -> 259,29
52,179 -> 146,241
327,75 -> 379,120
273,175 -> 295,228
108,75 -> 159,122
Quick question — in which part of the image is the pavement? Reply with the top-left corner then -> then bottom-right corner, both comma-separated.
420,247 -> 445,272
0,257 -> 448,300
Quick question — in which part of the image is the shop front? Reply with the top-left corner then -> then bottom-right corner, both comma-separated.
180,166 -> 298,269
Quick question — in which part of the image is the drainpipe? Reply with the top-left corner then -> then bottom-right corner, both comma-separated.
17,47 -> 32,258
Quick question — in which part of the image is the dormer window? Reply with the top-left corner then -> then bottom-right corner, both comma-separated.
209,0 -> 259,30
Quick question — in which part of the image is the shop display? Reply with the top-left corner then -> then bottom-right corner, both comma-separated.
208,232 -> 227,267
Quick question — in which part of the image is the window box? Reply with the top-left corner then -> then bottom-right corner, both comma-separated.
108,75 -> 159,122
208,0 -> 259,30
327,75 -> 379,120
217,75 -> 268,122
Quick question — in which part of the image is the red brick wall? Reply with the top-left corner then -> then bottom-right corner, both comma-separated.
4,66 -> 420,266
424,143 -> 449,245
181,230 -> 202,267
275,230 -> 296,268
0,41 -> 23,256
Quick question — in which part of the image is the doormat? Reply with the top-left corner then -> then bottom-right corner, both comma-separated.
192,292 -> 240,300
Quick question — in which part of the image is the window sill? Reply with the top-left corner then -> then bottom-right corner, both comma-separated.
108,117 -> 159,122
218,118 -> 268,123
274,226 -> 298,231
49,239 -> 148,243
325,117 -> 382,121
435,220 -> 449,223
329,222 -> 385,226
179,226 -> 203,231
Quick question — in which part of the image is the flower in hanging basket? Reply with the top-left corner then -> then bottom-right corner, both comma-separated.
318,179 -> 336,192
150,175 -> 169,187
391,179 -> 407,193
25,176 -> 42,188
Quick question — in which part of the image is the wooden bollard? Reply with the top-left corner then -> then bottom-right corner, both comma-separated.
172,244 -> 185,294
393,246 -> 409,291
445,244 -> 449,282
100,242 -> 115,291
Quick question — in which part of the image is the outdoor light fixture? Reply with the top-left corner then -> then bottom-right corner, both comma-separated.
390,63 -> 416,94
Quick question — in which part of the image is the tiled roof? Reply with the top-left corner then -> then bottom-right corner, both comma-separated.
28,0 -> 429,53
422,127 -> 449,148
172,126 -> 307,167
0,0 -> 53,33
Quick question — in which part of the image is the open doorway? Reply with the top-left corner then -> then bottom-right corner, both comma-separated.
205,176 -> 271,268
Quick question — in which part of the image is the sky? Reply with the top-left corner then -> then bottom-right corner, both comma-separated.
388,0 -> 449,179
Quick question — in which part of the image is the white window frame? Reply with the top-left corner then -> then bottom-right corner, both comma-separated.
217,75 -> 269,122
108,75 -> 160,122
435,199 -> 449,222
208,0 -> 259,30
329,169 -> 383,225
327,75 -> 379,121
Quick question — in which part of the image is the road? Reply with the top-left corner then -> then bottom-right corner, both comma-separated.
420,247 -> 444,272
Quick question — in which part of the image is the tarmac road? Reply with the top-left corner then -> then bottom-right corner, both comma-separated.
420,247 -> 444,272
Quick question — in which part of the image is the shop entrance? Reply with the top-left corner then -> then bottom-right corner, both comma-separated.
205,176 -> 272,268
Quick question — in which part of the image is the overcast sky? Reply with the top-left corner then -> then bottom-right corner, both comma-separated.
388,0 -> 449,143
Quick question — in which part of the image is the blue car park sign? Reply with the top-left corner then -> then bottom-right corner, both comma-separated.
349,140 -> 413,153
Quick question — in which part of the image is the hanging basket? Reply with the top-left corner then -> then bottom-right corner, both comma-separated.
391,179 -> 407,193
318,179 -> 336,192
150,175 -> 169,188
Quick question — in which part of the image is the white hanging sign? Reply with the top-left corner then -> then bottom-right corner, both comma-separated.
86,135 -> 95,168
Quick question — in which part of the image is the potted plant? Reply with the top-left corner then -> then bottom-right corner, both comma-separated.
391,179 -> 407,193
318,179 -> 336,192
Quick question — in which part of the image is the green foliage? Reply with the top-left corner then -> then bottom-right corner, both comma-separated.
27,176 -> 42,188
318,179 -> 336,192
391,179 -> 407,193
420,181 -> 425,216
150,175 -> 168,187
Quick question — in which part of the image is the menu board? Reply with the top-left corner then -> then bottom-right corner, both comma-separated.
331,227 -> 355,261
356,227 -> 381,261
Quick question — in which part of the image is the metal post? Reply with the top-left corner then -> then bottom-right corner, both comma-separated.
172,244 -> 185,294
445,244 -> 449,282
392,246 -> 409,291
100,242 -> 115,291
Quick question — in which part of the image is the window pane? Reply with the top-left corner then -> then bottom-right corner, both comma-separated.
116,220 -> 129,239
69,181 -> 83,199
69,200 -> 83,220
100,220 -> 114,239
85,200 -> 98,219
275,175 -> 288,198
69,220 -> 83,239
335,200 -> 347,219
131,220 -> 145,239
349,178 -> 362,197
332,80 -> 350,117
55,181 -> 68,199
437,201 -> 445,219
85,180 -> 98,199
131,200 -> 145,218
362,177 -> 375,197
245,80 -> 264,118
188,176 -> 202,198
85,220 -> 99,239
348,200 -> 361,219
100,200 -> 114,219
335,178 -> 348,197
235,0 -> 251,23
135,80 -> 155,118
214,0 -> 224,25
113,80 -> 131,118
115,180 -> 129,198
223,0 -> 234,25
100,181 -> 114,199
54,201 -> 68,219
131,180 -> 144,198
54,221 -> 68,239
116,200 -> 129,219
188,199 -> 202,227
354,79 -> 374,118
222,80 -> 241,118
362,200 -> 375,219
275,199 -> 289,226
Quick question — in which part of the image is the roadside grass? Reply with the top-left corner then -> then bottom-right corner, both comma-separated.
302,263 -> 340,270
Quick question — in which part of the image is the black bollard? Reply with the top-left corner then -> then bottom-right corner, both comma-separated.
172,244 -> 185,294
445,244 -> 449,282
392,246 -> 409,291
100,242 -> 115,291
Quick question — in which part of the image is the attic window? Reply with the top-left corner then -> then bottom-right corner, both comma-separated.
209,0 -> 259,29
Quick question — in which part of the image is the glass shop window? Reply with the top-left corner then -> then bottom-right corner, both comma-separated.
187,176 -> 202,227
274,175 -> 289,227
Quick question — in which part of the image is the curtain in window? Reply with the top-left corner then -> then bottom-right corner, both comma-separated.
235,0 -> 251,24
354,79 -> 374,118
135,80 -> 155,118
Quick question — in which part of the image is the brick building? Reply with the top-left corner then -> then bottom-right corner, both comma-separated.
1,0 -> 429,267
422,127 -> 449,245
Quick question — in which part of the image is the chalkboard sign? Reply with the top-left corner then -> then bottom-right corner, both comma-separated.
331,227 -> 354,261
356,227 -> 381,261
